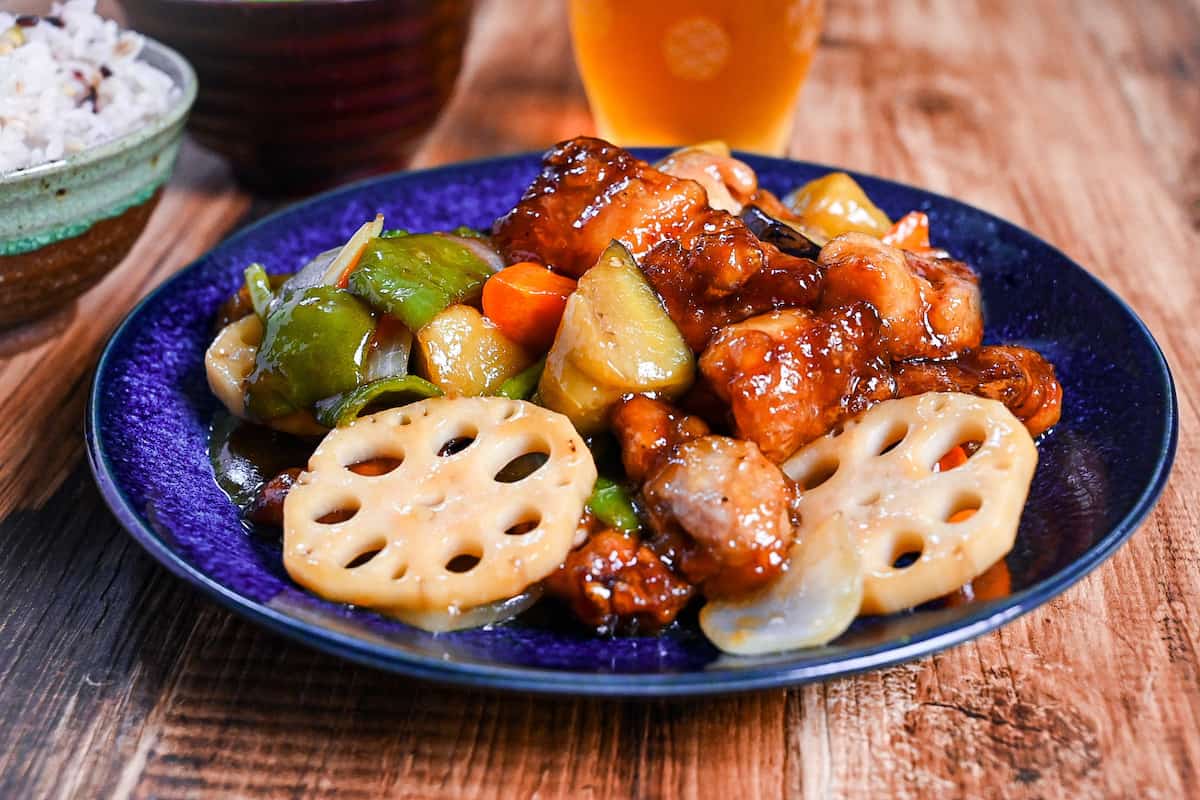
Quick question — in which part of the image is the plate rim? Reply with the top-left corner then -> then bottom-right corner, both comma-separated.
86,150 -> 1180,697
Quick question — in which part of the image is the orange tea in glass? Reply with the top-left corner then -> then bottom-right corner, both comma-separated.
568,0 -> 824,154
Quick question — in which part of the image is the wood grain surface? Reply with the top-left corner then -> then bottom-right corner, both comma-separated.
1,1 -> 1198,798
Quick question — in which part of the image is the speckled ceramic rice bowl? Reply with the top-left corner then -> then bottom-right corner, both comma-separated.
0,33 -> 195,328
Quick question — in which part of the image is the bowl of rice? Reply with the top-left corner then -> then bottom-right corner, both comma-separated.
0,1 -> 196,328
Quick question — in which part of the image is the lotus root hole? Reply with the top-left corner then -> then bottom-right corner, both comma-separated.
495,450 -> 550,483
504,509 -> 542,536
946,493 -> 982,523
928,420 -> 987,470
889,532 -> 926,570
343,540 -> 386,569
859,492 -> 881,506
392,563 -> 408,580
798,457 -> 839,491
347,454 -> 404,476
876,420 -> 910,456
316,503 -> 360,525
437,427 -> 478,457
445,547 -> 483,574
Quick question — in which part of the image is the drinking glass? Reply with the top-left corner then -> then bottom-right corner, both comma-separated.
568,0 -> 825,155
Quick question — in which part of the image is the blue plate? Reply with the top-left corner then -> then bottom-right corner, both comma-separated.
87,150 -> 1178,696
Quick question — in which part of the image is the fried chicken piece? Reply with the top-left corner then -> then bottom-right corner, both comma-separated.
894,345 -> 1063,436
642,435 -> 795,598
543,529 -> 695,635
246,467 -> 302,528
493,137 -> 715,276
818,232 -> 983,360
699,304 -> 895,461
611,398 -> 795,598
641,233 -> 823,352
610,395 -> 711,483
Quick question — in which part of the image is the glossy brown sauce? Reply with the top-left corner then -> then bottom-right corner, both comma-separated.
208,412 -> 313,518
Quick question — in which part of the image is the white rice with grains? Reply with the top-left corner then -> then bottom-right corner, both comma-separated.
0,0 -> 178,176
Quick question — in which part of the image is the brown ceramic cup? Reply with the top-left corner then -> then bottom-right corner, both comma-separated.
121,0 -> 473,194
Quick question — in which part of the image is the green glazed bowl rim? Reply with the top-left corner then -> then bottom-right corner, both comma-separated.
0,36 -> 197,190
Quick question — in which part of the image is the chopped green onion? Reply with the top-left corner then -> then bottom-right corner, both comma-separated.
494,357 -> 545,400
586,477 -> 640,533
313,375 -> 443,428
243,263 -> 274,320
381,229 -> 409,239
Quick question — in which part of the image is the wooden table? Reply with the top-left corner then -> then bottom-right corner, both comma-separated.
2,1 -> 1198,797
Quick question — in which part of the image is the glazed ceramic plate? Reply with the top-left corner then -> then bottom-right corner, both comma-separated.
87,151 -> 1177,696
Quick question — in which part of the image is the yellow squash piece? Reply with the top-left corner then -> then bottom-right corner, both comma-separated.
784,172 -> 892,242
538,241 -> 694,433
415,304 -> 533,396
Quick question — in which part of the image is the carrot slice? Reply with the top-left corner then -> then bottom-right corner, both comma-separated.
482,262 -> 577,352
934,445 -> 969,473
944,559 -> 1011,606
881,211 -> 931,251
969,559 -> 1012,600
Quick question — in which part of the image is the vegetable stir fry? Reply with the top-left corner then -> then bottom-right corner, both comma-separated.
206,137 -> 1063,652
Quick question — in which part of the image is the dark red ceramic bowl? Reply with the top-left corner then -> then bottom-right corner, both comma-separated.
121,0 -> 471,194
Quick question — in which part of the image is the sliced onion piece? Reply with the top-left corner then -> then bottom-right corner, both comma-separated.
435,232 -> 505,273
700,515 -> 862,655
320,214 -> 385,286
655,142 -> 754,214
283,247 -> 340,295
390,586 -> 543,632
366,317 -> 413,382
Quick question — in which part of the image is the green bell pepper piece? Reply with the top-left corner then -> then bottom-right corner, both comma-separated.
586,477 -> 640,533
494,357 -> 545,400
245,286 -> 377,421
313,375 -> 443,428
347,234 -> 494,331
